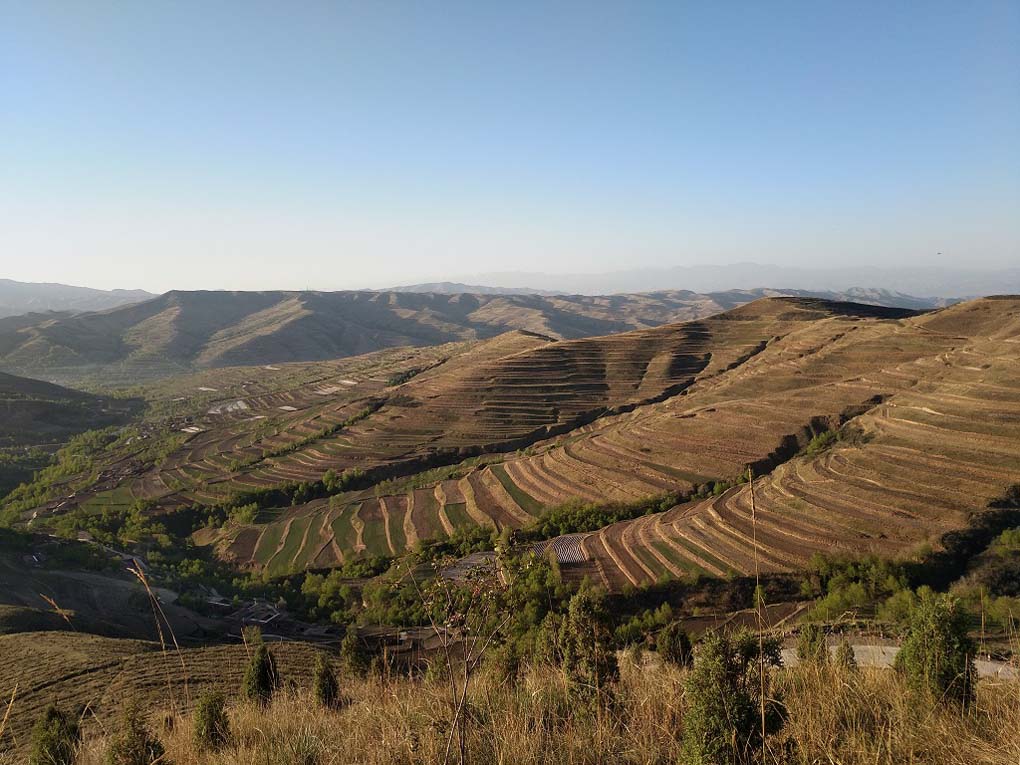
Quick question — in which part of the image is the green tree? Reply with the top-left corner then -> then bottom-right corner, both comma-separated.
243,642 -> 279,707
339,627 -> 370,676
192,691 -> 230,751
104,705 -> 167,765
29,705 -> 80,765
313,652 -> 341,709
894,591 -> 975,704
558,584 -> 619,695
681,630 -> 786,765
658,622 -> 693,668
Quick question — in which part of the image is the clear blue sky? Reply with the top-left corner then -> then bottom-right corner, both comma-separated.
2,1 -> 1018,291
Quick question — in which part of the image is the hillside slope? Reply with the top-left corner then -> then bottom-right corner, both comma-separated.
206,296 -> 1018,578
0,288 -> 949,385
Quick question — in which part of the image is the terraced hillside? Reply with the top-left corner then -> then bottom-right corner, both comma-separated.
9,296 -> 1019,589
0,287 -> 946,386
202,297 -> 964,574
564,297 -> 1020,588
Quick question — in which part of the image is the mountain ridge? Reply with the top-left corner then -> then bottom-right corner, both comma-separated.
0,287 -> 956,386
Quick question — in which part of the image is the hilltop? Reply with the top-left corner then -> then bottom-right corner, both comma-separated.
0,287 -> 952,386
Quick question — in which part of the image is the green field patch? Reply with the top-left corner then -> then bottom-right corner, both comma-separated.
651,540 -> 709,577
489,464 -> 543,515
411,489 -> 446,539
629,542 -> 671,581
443,502 -> 472,529
253,523 -> 286,565
387,505 -> 407,553
330,504 -> 360,558
268,515 -> 313,576
670,535 -> 736,577
359,504 -> 390,556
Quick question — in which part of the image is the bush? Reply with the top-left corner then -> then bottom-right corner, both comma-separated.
104,705 -> 167,765
681,630 -> 786,765
795,623 -> 828,665
558,585 -> 619,695
339,628 -> 370,676
192,691 -> 230,751
834,638 -> 857,672
29,705 -> 80,765
657,622 -> 693,668
313,653 -> 341,709
243,642 -> 279,707
894,591 -> 975,704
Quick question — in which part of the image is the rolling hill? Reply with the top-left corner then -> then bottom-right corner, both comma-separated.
0,278 -> 152,319
11,295 -> 1019,588
0,287 -> 953,386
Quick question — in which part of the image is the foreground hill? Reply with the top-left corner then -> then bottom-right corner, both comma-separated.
0,278 -> 152,319
0,287 -> 950,385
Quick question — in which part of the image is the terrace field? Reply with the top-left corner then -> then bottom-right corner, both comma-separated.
6,296 -> 1020,593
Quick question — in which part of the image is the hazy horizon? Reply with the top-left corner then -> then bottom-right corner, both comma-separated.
3,2 -> 1018,293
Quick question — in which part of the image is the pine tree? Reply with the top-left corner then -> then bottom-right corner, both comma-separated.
894,591 -> 975,704
681,630 -> 786,765
558,584 -> 619,695
243,642 -> 279,707
658,622 -> 694,668
104,705 -> 167,765
192,691 -> 230,751
29,705 -> 80,765
313,652 -> 341,709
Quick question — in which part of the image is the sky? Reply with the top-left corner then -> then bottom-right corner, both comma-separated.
2,1 -> 1018,293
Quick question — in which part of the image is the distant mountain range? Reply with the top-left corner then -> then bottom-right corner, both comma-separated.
0,287 -> 957,386
419,264 -> 1020,298
0,279 -> 153,319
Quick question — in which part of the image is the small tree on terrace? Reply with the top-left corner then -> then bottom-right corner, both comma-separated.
242,626 -> 279,707
104,704 -> 166,765
558,583 -> 619,696
681,630 -> 786,765
192,691 -> 230,751
658,621 -> 693,668
313,652 -> 341,709
894,590 -> 975,705
29,705 -> 80,765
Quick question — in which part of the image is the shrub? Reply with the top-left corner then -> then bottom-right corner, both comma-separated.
104,705 -> 167,765
834,638 -> 857,672
894,591 -> 975,704
681,630 -> 786,765
339,628 -> 370,676
558,585 -> 619,695
192,691 -> 230,751
313,653 -> 341,709
657,622 -> 693,668
29,705 -> 80,765
795,623 -> 828,665
243,642 -> 279,707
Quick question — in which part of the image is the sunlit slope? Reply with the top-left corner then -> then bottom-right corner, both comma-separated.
0,288 -> 941,385
573,297 -> 1020,588
216,298 -> 955,574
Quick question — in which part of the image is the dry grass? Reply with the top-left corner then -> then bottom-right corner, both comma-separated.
67,655 -> 1020,765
